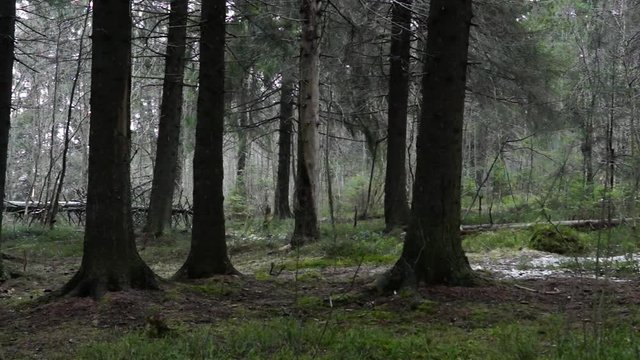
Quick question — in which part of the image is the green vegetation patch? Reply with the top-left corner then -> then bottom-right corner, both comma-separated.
79,318 -> 491,360
188,278 -> 242,297
463,229 -> 530,253
529,225 -> 585,255
78,316 -> 640,360
1,224 -> 83,258
280,223 -> 401,270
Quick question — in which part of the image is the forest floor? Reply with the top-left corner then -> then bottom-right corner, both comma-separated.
2,219 -> 640,359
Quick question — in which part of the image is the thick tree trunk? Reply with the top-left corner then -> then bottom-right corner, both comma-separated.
61,0 -> 158,298
380,0 -> 474,291
274,76 -> 294,219
291,0 -> 321,247
145,0 -> 189,238
384,0 -> 412,231
175,0 -> 237,278
0,1 -> 15,279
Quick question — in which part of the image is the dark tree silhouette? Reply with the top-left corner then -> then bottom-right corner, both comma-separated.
61,0 -> 158,297
274,76 -> 295,219
380,0 -> 474,290
0,0 -> 16,279
145,0 -> 189,238
384,0 -> 412,231
291,0 -> 321,247
175,0 -> 237,278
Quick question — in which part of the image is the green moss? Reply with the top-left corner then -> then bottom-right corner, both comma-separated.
254,270 -> 271,281
529,225 -> 585,255
412,300 -> 437,315
190,280 -> 239,297
295,295 -> 324,309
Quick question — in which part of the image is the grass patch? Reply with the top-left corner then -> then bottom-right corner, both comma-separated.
581,225 -> 640,256
295,295 -> 325,309
1,224 -> 83,258
77,314 -> 640,360
463,229 -> 530,253
282,221 -> 401,270
78,318 -> 491,359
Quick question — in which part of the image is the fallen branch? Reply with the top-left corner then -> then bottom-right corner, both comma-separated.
514,284 -> 562,295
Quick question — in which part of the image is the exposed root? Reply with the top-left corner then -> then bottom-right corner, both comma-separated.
374,258 -> 416,294
60,265 -> 159,299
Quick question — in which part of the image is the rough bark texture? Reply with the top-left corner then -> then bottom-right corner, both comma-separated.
291,0 -> 321,247
380,0 -> 474,291
145,0 -> 189,237
0,1 -> 16,280
175,0 -> 237,278
274,76 -> 294,219
61,0 -> 158,298
384,0 -> 412,231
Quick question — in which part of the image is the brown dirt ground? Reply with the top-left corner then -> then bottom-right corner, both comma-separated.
3,249 -> 640,360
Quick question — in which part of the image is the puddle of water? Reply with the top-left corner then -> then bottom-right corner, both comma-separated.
469,249 -> 640,280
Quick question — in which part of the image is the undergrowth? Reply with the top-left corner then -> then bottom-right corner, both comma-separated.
463,224 -> 640,256
1,223 -> 83,258
78,315 -> 640,360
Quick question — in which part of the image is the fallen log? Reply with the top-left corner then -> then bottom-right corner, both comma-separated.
460,218 -> 638,236
3,200 -> 192,216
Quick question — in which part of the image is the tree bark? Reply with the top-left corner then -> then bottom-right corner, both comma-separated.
235,76 -> 249,196
274,76 -> 294,219
0,0 -> 16,279
144,0 -> 189,238
380,0 -> 474,291
291,0 -> 321,247
175,0 -> 237,278
384,0 -> 412,231
61,0 -> 158,298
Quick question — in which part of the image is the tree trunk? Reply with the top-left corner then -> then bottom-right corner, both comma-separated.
144,0 -> 189,238
175,0 -> 237,278
61,0 -> 158,298
291,0 -> 321,247
274,76 -> 294,219
582,94 -> 595,187
0,0 -> 15,279
380,0 -> 474,291
383,0 -> 412,231
235,76 -> 249,196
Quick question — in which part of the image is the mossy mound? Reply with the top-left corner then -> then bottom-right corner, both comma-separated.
529,225 -> 585,255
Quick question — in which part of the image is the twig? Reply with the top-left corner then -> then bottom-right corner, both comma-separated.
514,284 -> 562,295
